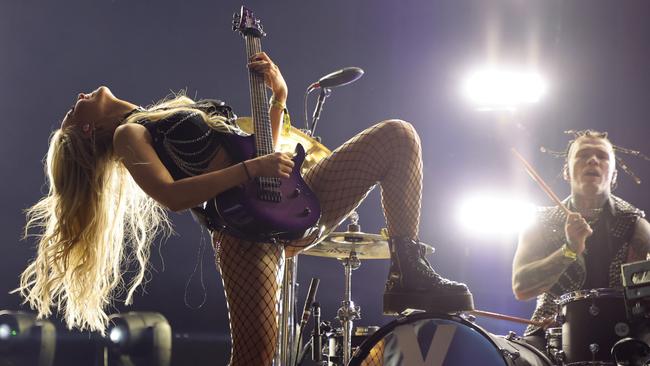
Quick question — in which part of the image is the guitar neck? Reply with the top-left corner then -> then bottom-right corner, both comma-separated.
244,35 -> 274,157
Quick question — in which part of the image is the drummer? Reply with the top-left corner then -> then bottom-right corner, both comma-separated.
512,130 -> 650,349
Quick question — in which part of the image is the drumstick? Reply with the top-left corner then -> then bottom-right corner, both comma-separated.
470,309 -> 548,327
511,148 -> 571,215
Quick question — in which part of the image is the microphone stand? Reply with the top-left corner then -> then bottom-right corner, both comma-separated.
310,88 -> 331,137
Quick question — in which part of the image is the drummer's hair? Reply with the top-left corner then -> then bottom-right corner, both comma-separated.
541,129 -> 650,185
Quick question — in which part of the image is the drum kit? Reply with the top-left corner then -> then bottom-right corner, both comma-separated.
236,118 -> 650,366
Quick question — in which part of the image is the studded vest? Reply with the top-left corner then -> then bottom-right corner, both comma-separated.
524,195 -> 644,336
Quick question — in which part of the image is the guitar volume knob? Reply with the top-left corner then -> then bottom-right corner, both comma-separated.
293,188 -> 301,197
301,207 -> 311,217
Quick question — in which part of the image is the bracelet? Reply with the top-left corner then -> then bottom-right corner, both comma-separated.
561,243 -> 577,261
269,96 -> 292,134
269,96 -> 286,110
241,161 -> 252,180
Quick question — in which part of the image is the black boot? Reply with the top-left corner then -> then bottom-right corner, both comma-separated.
383,237 -> 474,315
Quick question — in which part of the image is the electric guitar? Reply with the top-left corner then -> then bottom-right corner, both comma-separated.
209,6 -> 322,241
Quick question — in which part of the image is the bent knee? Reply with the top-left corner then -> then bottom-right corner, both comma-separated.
378,119 -> 413,130
376,119 -> 420,147
379,119 -> 417,137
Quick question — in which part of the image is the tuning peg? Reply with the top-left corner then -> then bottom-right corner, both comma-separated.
232,13 -> 240,31
251,19 -> 263,34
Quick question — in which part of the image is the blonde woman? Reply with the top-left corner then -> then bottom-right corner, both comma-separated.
18,52 -> 473,366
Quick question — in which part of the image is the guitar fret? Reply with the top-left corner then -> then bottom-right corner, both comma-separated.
251,37 -> 272,154
244,34 -> 282,195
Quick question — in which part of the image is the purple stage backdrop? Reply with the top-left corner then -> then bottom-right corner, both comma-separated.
2,1 -> 650,364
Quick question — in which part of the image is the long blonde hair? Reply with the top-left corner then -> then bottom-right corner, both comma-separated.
17,94 -> 233,333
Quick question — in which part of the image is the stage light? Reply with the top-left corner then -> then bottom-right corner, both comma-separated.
0,310 -> 56,366
0,324 -> 12,340
462,67 -> 547,111
109,325 -> 125,344
106,312 -> 171,366
456,193 -> 536,238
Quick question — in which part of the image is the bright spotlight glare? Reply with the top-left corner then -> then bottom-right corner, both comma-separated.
0,324 -> 10,340
109,326 -> 124,344
463,67 -> 547,111
457,194 -> 536,237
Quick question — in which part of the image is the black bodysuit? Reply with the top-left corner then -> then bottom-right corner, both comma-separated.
134,100 -> 238,230
135,100 -> 237,180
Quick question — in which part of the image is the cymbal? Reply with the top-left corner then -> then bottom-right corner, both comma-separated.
236,117 -> 332,173
304,231 -> 434,260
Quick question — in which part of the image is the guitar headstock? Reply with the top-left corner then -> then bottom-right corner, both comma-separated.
232,6 -> 266,38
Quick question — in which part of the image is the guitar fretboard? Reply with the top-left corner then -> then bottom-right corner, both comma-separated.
245,35 -> 273,156
244,35 -> 281,200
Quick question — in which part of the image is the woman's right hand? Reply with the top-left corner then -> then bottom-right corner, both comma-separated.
248,152 -> 295,178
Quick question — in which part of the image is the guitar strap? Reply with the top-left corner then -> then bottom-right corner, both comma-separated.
190,99 -> 238,125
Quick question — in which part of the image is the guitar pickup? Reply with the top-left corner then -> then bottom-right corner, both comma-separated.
258,190 -> 282,202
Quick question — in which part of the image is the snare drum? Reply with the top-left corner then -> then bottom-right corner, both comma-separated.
557,288 -> 630,364
348,312 -> 552,366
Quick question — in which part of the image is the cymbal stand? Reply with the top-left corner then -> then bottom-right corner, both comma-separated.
336,250 -> 361,366
276,256 -> 298,366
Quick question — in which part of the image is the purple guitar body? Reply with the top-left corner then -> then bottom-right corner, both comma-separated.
210,6 -> 322,241
212,133 -> 321,241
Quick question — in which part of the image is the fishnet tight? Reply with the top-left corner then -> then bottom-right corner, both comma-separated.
214,120 -> 423,365
303,119 -> 422,241
214,235 -> 284,366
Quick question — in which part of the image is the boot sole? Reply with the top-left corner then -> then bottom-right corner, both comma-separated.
383,291 -> 475,315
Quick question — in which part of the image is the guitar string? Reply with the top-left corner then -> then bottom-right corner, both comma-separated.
248,36 -> 267,195
247,35 -> 281,198
254,38 -> 278,194
247,35 -> 272,198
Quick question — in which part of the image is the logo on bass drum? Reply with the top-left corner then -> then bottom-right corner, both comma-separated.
387,324 -> 457,365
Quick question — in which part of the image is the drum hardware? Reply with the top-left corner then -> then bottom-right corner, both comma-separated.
589,304 -> 600,316
335,244 -> 361,366
556,288 -> 630,365
277,256 -> 299,366
295,321 -> 330,366
347,312 -> 553,366
615,322 -> 632,337
589,343 -> 600,357
501,332 -> 523,362
500,349 -> 521,363
301,212 -> 365,365
320,326 -> 380,366
622,260 -> 650,320
611,337 -> 650,366
546,327 -> 566,365
303,212 -> 425,365
311,302 -> 323,364
294,279 -> 321,366
460,312 -> 477,323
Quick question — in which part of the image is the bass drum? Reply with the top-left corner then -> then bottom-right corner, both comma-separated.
348,312 -> 552,366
